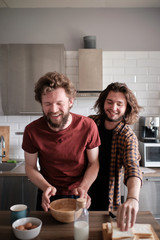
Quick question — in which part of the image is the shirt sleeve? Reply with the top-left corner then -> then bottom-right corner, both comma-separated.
22,125 -> 38,153
123,132 -> 142,185
86,118 -> 101,149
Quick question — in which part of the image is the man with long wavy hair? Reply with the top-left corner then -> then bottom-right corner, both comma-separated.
89,82 -> 142,231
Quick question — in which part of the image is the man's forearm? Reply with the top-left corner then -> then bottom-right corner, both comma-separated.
79,160 -> 99,192
25,166 -> 52,192
126,176 -> 141,201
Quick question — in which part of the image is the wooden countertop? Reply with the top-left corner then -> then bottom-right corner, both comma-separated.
0,211 -> 160,239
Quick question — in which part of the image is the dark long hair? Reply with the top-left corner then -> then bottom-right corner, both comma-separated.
94,82 -> 142,125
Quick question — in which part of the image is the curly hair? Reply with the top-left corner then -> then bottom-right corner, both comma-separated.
34,71 -> 76,103
94,82 -> 142,125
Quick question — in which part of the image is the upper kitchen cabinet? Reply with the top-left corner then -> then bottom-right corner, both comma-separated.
78,49 -> 102,95
0,44 -> 65,115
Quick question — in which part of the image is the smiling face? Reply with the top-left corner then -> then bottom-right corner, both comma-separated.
104,90 -> 127,125
41,87 -> 74,131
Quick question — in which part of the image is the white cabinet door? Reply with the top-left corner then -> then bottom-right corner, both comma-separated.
139,177 -> 160,215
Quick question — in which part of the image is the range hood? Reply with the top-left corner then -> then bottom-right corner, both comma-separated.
77,49 -> 103,97
0,44 -> 65,115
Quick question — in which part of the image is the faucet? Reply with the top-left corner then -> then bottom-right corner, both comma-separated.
0,136 -> 5,163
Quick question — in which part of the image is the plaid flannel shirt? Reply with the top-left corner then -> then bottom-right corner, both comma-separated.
90,116 -> 142,211
108,121 -> 142,211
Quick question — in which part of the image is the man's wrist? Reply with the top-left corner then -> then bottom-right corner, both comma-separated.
127,196 -> 139,203
78,184 -> 89,192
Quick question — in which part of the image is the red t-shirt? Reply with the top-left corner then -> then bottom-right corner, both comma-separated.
22,113 -> 101,195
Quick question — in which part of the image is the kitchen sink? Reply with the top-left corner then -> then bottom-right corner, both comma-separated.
0,162 -> 21,172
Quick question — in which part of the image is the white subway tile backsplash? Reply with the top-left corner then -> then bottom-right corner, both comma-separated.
7,115 -> 31,123
138,59 -> 160,67
138,99 -> 148,107
0,116 -> 7,122
149,52 -> 160,59
30,115 -> 40,122
136,75 -> 159,82
112,75 -> 135,83
144,107 -> 160,115
148,83 -> 160,91
103,59 -> 112,67
136,91 -> 160,99
10,138 -> 19,145
1,50 -> 160,159
149,67 -> 160,75
72,108 -> 93,117
76,98 -> 96,109
18,123 -> 28,132
65,58 -> 78,67
103,75 -> 113,82
125,67 -> 148,75
147,99 -> 160,106
125,51 -> 149,59
127,83 -> 147,91
103,51 -> 125,59
103,78 -> 113,89
113,59 -> 136,67
8,123 -> 19,131
103,67 -> 124,75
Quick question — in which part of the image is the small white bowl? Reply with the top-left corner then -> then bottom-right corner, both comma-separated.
12,217 -> 42,240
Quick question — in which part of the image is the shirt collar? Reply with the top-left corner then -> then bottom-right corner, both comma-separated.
113,121 -> 125,134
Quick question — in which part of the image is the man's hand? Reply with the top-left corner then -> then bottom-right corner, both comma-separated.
41,186 -> 57,212
116,198 -> 139,231
73,187 -> 91,209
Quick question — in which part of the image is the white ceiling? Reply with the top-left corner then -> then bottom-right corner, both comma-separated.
0,0 -> 160,8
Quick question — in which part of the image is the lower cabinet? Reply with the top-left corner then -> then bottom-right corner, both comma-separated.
0,176 -> 37,210
139,177 -> 160,214
139,176 -> 160,224
122,176 -> 160,224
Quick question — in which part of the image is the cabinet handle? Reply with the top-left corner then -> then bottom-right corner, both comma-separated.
15,132 -> 24,135
146,178 -> 160,182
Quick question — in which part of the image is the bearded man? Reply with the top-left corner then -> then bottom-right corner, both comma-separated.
22,71 -> 100,212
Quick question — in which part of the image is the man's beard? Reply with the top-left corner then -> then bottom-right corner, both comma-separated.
43,111 -> 70,130
105,113 -> 124,122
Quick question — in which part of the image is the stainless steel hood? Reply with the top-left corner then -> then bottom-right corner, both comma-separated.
0,44 -> 65,115
77,49 -> 103,97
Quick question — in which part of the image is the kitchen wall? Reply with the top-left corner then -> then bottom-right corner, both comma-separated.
0,50 -> 160,159
0,8 -> 160,50
0,8 -> 160,159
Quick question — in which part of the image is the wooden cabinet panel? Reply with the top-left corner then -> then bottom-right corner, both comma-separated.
0,126 -> 10,162
78,49 -> 102,92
